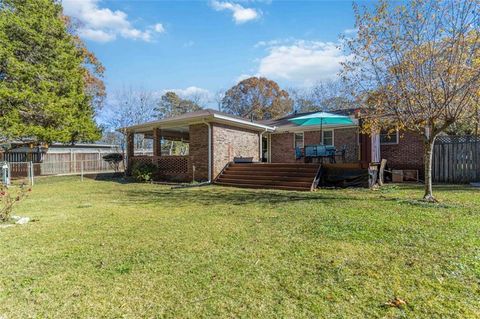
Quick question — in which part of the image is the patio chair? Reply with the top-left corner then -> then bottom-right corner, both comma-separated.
295,147 -> 303,160
335,145 -> 347,163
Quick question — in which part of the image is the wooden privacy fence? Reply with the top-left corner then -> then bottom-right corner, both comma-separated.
433,136 -> 480,184
1,151 -> 124,178
0,152 -> 42,163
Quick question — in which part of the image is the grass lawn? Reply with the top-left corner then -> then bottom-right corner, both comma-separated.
1,176 -> 479,318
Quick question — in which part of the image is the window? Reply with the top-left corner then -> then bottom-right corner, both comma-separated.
380,129 -> 399,144
294,132 -> 304,149
322,130 -> 334,146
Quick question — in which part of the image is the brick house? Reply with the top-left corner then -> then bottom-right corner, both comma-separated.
123,109 -> 424,184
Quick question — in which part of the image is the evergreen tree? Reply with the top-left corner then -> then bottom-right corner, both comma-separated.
0,0 -> 104,144
154,91 -> 202,155
155,91 -> 202,119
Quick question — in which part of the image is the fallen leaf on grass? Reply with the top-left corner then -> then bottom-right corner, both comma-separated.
384,297 -> 407,308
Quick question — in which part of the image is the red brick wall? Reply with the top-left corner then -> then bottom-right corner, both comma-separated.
304,131 -> 321,145
380,131 -> 424,175
270,128 -> 360,163
189,124 -> 209,181
270,133 -> 298,163
335,128 -> 359,163
212,123 -> 260,178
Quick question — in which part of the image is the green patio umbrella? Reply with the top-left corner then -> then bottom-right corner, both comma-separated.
288,111 -> 354,144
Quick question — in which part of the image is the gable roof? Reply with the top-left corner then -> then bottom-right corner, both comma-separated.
121,109 -> 275,133
121,108 -> 359,134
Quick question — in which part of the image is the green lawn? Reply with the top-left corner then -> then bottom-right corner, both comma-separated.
1,176 -> 479,318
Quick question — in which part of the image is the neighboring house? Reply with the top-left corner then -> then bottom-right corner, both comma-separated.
123,109 -> 424,184
1,142 -> 119,163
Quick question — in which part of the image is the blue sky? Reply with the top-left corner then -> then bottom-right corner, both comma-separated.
62,0 -> 364,114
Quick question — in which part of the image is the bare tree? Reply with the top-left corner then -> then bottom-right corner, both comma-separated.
342,0 -> 480,201
187,90 -> 210,108
287,87 -> 318,113
288,81 -> 355,113
214,89 -> 226,112
107,86 -> 156,129
311,81 -> 355,111
105,86 -> 156,159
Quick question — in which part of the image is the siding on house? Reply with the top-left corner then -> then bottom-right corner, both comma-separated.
212,123 -> 259,178
270,128 -> 360,163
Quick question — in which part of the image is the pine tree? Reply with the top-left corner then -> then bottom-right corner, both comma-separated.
0,0 -> 103,144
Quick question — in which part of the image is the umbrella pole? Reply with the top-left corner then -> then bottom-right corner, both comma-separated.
319,119 -> 323,164
320,119 -> 323,145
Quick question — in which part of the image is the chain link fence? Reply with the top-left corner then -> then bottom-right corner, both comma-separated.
2,159 -> 125,186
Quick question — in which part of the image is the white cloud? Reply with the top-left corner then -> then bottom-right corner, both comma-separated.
343,28 -> 358,35
211,1 -> 260,24
256,40 -> 350,86
163,86 -> 213,101
235,74 -> 253,83
254,38 -> 295,48
153,23 -> 165,33
62,0 -> 164,42
77,28 -> 115,43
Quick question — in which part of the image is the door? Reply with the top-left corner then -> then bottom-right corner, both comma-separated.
371,132 -> 381,163
262,135 -> 269,162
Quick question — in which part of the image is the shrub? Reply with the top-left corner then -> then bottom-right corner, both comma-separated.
131,162 -> 157,182
103,153 -> 124,172
1,184 -> 30,222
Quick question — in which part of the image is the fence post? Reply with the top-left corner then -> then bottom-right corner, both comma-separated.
2,162 -> 10,187
27,162 -> 30,185
81,161 -> 84,181
27,161 -> 34,186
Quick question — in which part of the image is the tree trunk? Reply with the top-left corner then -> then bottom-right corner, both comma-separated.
423,138 -> 437,202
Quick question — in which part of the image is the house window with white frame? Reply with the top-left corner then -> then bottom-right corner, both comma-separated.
294,132 -> 304,149
380,129 -> 399,144
322,130 -> 334,146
